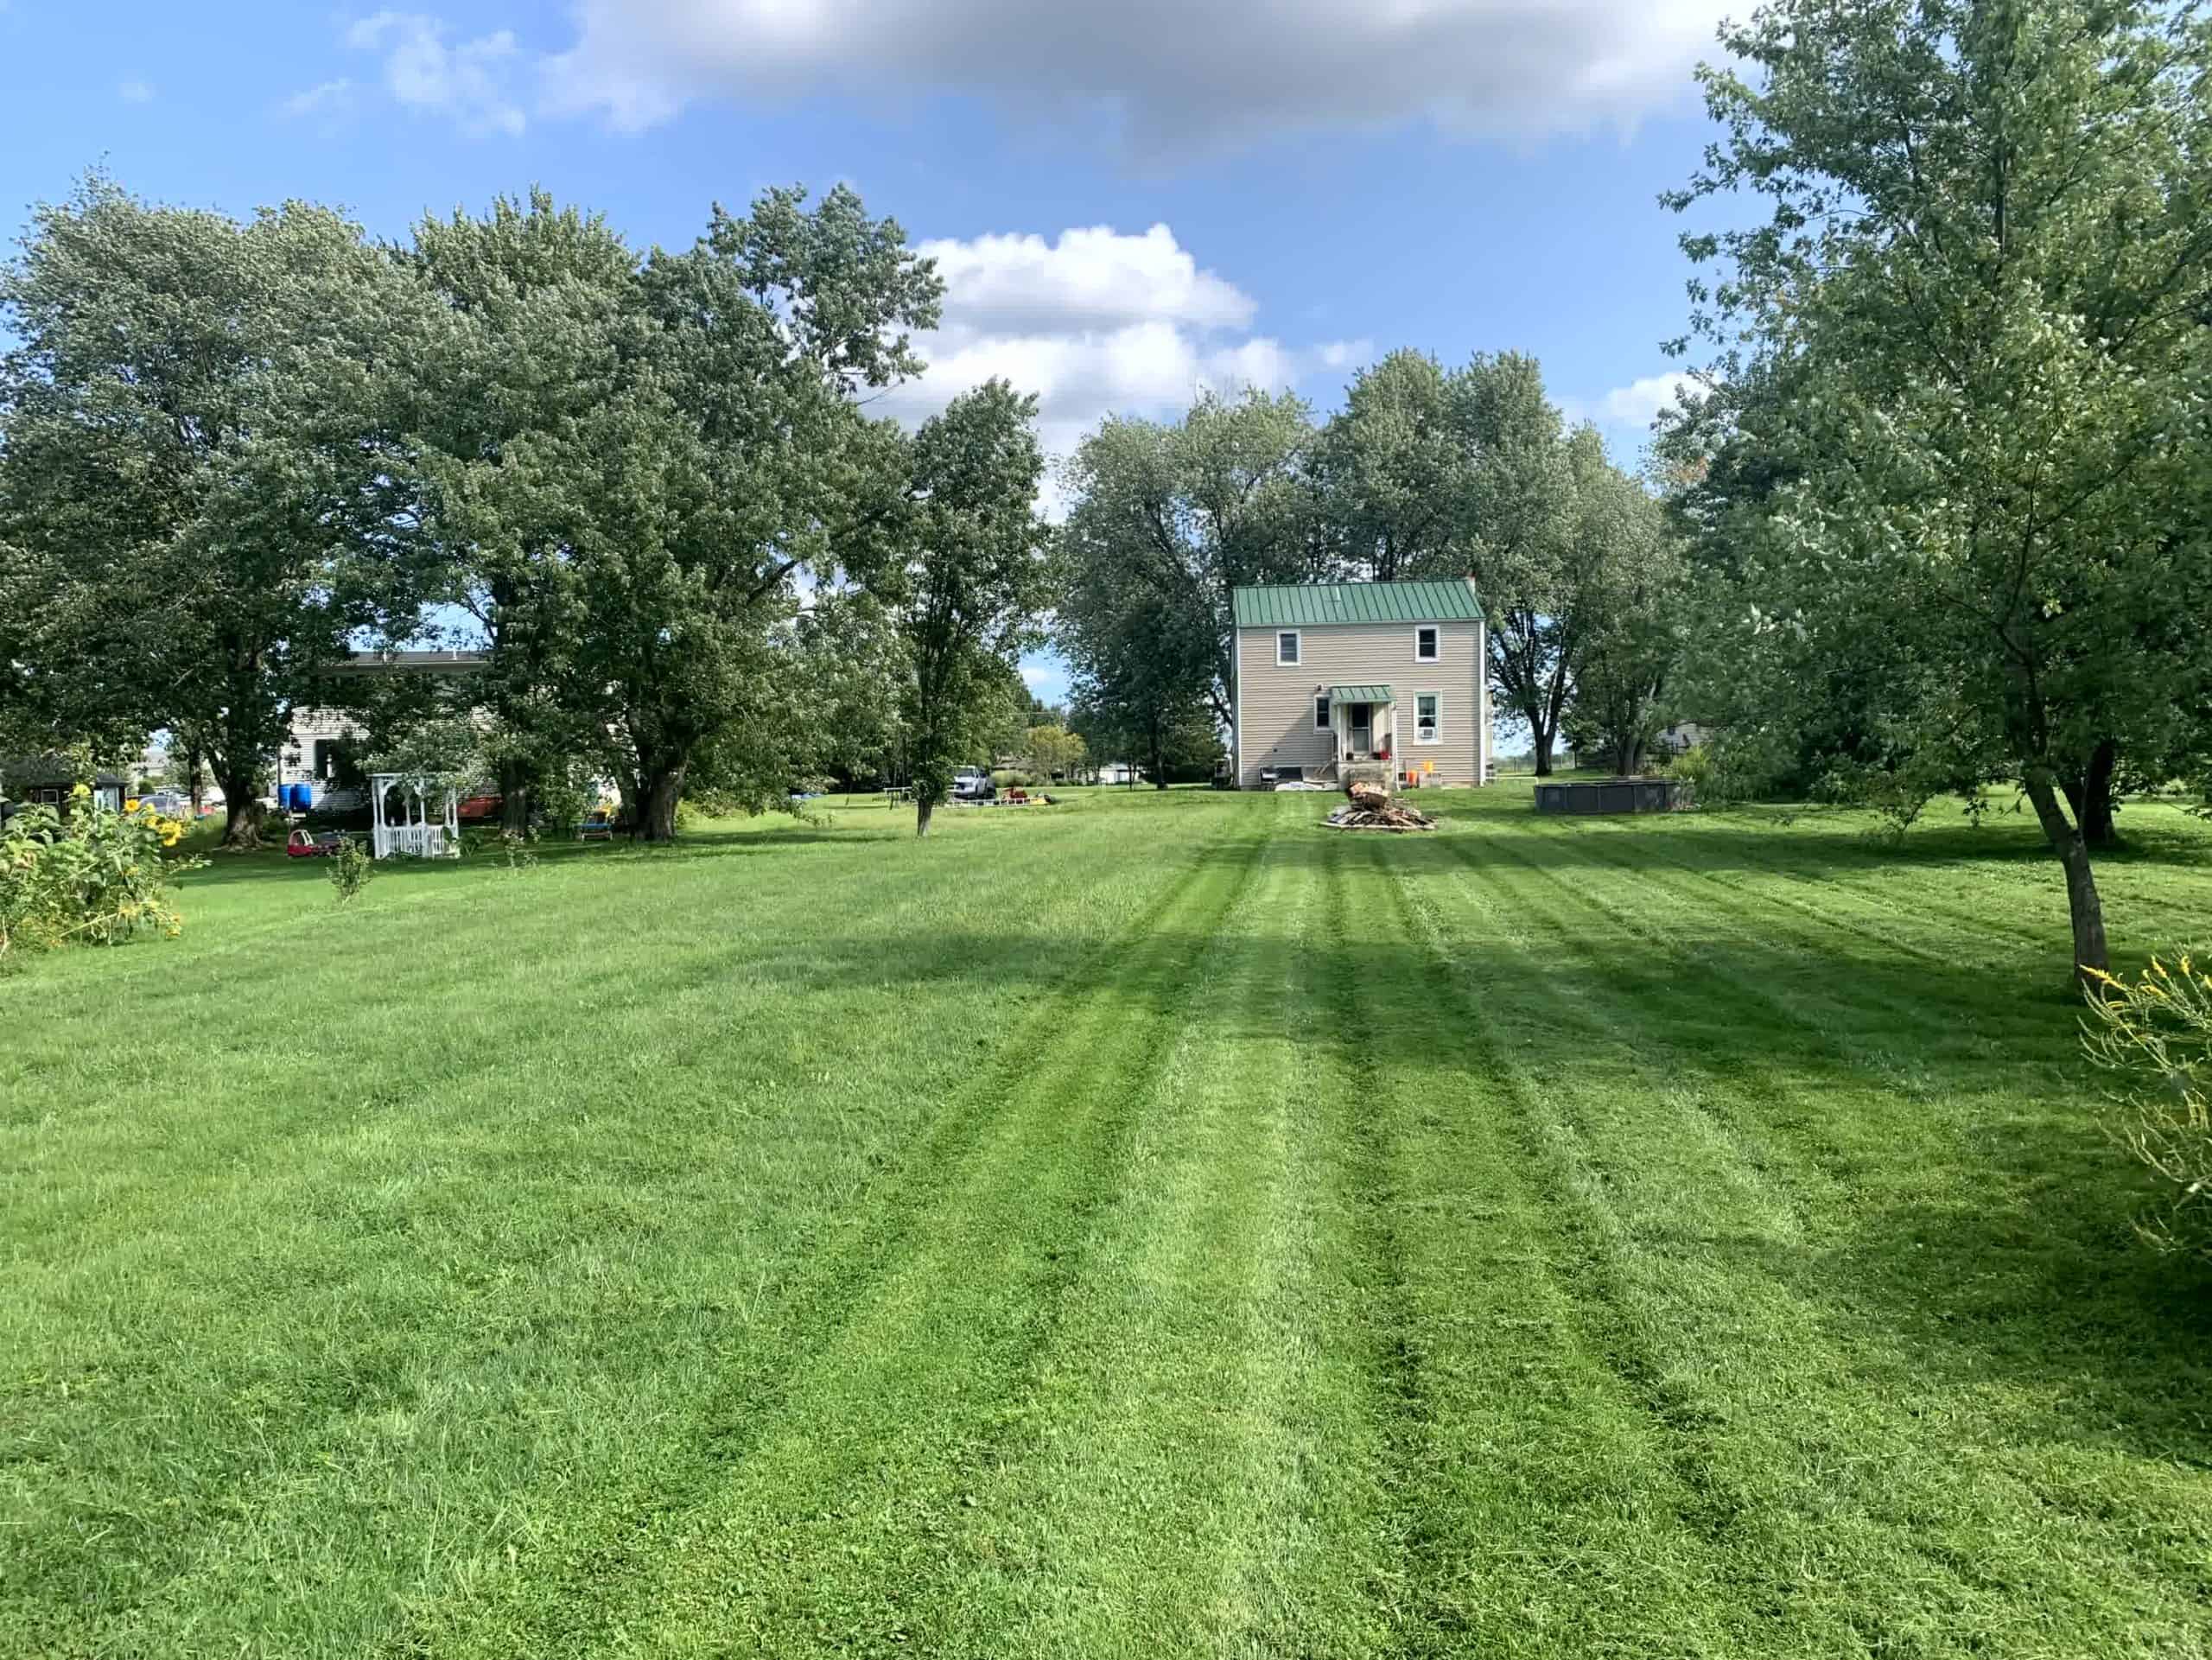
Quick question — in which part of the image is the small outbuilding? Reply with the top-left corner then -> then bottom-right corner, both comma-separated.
1,756 -> 128,820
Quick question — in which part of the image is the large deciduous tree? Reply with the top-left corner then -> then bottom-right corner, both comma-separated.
409,186 -> 942,841
1056,390 -> 1321,740
1561,471 -> 1686,775
0,175 -> 431,843
1314,349 -> 1469,582
896,381 -> 1050,837
1667,0 -> 2212,977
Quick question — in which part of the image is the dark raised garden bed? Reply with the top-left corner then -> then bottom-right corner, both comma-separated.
1534,778 -> 1691,815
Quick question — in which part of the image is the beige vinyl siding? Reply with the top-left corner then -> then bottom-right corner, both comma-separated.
1234,618 -> 1486,788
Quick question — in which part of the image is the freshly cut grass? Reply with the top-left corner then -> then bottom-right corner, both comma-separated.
3,785 -> 2210,1657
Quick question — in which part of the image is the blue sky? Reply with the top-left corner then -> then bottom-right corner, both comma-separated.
1,0 -> 1737,706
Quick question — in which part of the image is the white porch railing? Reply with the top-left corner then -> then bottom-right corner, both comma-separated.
374,823 -> 449,859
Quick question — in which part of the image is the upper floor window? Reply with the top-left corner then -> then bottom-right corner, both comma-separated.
1415,625 -> 1440,663
1276,630 -> 1301,665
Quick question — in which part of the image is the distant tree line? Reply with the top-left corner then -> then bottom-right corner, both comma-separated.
1052,358 -> 1682,781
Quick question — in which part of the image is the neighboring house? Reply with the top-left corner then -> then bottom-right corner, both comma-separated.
1095,762 -> 1144,786
1656,721 -> 1711,756
1229,579 -> 1490,790
280,649 -> 490,799
0,755 -> 128,819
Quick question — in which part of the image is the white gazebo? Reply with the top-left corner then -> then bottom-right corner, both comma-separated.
370,773 -> 461,859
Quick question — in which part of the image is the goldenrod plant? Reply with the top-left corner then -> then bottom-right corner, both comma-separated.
2083,957 -> 2212,1256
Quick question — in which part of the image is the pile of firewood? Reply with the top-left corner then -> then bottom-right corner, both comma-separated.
1325,779 -> 1437,832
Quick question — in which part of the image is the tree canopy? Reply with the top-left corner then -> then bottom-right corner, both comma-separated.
1662,0 -> 2212,976
894,379 -> 1052,836
0,175 -> 433,843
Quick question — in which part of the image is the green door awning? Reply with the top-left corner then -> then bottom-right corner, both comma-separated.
1327,684 -> 1395,705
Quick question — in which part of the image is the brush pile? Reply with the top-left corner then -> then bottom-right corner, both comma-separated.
1326,779 -> 1437,832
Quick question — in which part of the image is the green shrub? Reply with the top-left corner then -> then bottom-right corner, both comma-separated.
1664,744 -> 1715,803
0,791 -> 200,967
991,768 -> 1038,790
327,838 -> 375,906
2082,955 -> 2212,1256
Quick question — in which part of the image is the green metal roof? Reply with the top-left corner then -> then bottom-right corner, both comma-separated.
1326,684 -> 1395,705
1232,578 -> 1484,629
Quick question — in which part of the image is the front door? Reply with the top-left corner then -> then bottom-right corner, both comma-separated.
1349,703 -> 1371,755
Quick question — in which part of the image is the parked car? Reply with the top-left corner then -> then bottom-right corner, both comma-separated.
952,766 -> 993,801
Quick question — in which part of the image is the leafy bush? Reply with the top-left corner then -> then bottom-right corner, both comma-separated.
496,829 -> 539,873
0,790 -> 200,967
326,838 -> 375,906
1663,744 -> 1715,803
2082,956 -> 2212,1256
990,767 -> 1038,790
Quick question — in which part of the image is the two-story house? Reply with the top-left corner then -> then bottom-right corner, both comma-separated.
1229,579 -> 1489,790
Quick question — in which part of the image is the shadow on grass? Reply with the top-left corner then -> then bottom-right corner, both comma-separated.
1800,1128 -> 2212,1473
694,905 -> 2208,1468
174,821 -> 903,890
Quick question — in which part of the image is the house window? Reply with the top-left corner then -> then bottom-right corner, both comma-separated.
1313,694 -> 1332,731
1415,693 -> 1441,743
1415,625 -> 1440,663
1276,630 -> 1300,665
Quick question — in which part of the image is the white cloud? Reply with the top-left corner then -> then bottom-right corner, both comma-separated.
918,226 -> 1255,333
280,78 -> 357,121
872,225 -> 1365,486
118,78 -> 154,105
1592,371 -> 1700,428
346,11 -> 526,137
540,0 -> 1729,152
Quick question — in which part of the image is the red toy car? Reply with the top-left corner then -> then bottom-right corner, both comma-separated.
285,829 -> 350,858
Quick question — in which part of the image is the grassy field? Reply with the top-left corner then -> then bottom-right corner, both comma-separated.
6,783 -> 2212,1657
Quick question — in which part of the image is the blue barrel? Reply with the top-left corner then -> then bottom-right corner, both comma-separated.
286,781 -> 314,811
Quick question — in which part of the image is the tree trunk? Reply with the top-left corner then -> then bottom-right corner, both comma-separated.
1531,722 -> 1556,777
216,764 -> 264,848
915,797 -> 935,838
185,747 -> 204,817
2023,767 -> 2111,983
1150,722 -> 1168,790
2063,739 -> 2120,850
498,756 -> 535,836
632,764 -> 685,843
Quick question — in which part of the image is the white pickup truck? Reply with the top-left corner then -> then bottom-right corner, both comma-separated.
951,767 -> 994,801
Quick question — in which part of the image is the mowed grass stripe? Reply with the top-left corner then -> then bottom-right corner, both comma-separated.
1321,827 -> 1782,1657
1454,821 -> 2012,1212
8,785 -> 2212,1658
403,809 -> 1275,1657
898,804 -> 1396,1657
1398,813 -> 2212,1654
0,803 -> 1239,1658
1520,806 -> 2082,1045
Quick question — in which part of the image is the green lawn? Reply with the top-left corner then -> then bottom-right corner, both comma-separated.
6,784 -> 2212,1657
